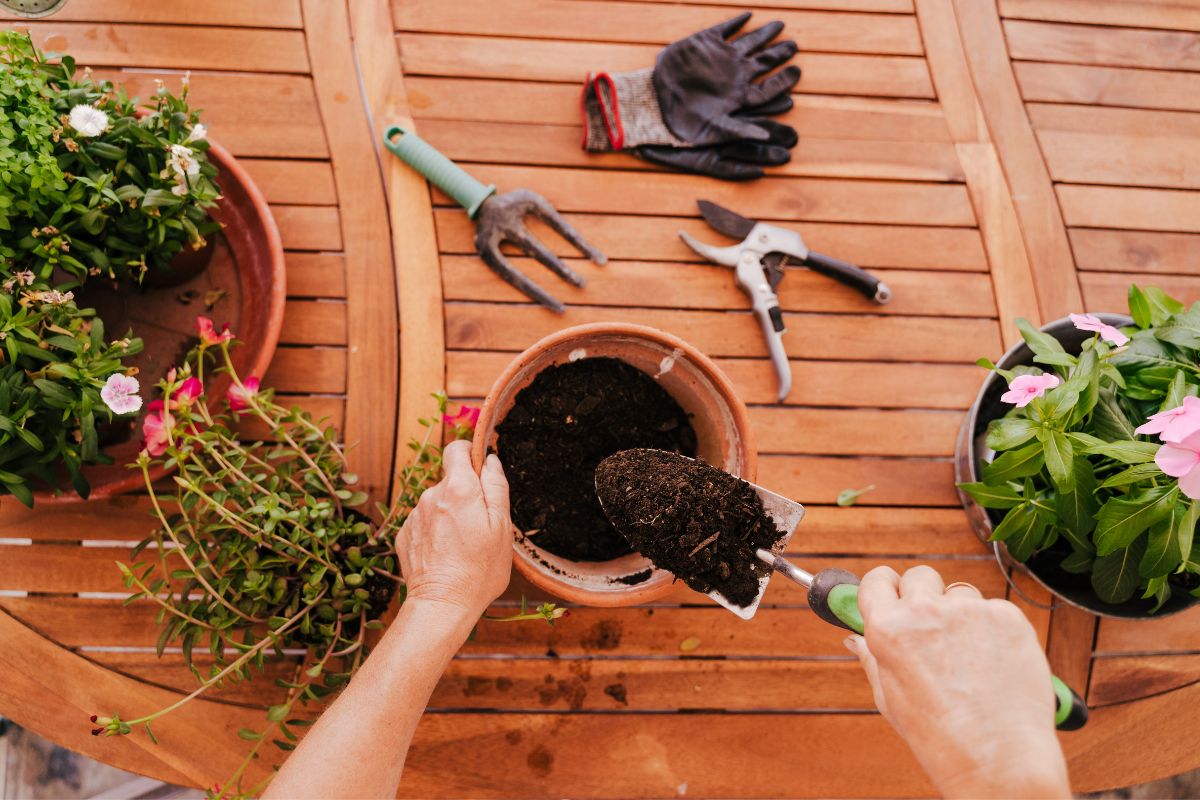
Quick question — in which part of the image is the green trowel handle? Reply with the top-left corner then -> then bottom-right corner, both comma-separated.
810,573 -> 1088,731
383,125 -> 496,218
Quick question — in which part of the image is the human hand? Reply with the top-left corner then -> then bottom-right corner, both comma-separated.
844,566 -> 1070,799
394,440 -> 513,621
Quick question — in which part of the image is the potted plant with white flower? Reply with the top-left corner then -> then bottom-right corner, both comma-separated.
957,286 -> 1200,617
0,32 -> 287,504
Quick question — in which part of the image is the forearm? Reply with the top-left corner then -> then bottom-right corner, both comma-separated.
921,729 -> 1071,799
263,599 -> 475,800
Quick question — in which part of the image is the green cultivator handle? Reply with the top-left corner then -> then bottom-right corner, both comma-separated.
383,125 -> 496,218
805,568 -> 1089,732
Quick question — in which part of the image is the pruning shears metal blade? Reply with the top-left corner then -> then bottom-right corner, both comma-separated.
698,200 -> 756,240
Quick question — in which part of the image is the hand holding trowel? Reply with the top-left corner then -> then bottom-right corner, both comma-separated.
383,126 -> 606,313
594,448 -> 1088,732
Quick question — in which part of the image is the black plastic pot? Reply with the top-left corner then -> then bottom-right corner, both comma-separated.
955,313 -> 1200,619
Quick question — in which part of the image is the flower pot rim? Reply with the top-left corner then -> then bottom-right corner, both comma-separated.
471,321 -> 756,608
32,137 -> 286,504
957,312 -> 1200,619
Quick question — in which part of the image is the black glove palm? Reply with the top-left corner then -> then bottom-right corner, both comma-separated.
654,12 -> 801,146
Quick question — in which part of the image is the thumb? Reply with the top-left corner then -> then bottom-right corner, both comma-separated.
845,634 -> 889,718
481,454 -> 512,536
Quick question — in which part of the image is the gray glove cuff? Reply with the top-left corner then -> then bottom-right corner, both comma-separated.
585,68 -> 689,151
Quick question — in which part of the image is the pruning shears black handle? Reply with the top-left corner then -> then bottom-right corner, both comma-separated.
760,554 -> 1089,731
804,251 -> 892,304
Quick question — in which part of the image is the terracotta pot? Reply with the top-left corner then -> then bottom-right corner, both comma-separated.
35,139 -> 286,504
471,323 -> 756,607
956,313 -> 1200,619
142,235 -> 217,289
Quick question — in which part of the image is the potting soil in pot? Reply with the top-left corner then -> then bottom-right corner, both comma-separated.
495,357 -> 697,562
595,448 -> 786,607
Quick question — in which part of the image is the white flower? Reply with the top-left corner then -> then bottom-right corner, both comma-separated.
185,123 -> 207,143
167,144 -> 200,178
68,105 -> 109,137
101,373 -> 142,415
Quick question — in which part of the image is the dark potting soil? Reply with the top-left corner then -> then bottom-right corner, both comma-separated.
496,357 -> 697,562
594,448 -> 786,607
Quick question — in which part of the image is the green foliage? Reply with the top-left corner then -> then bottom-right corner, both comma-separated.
0,32 -> 219,284
0,289 -> 141,504
961,288 -> 1200,611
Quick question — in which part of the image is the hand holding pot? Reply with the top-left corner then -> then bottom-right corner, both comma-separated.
396,440 -> 513,618
845,566 -> 1071,800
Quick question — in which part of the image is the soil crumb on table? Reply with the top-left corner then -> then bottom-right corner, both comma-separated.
496,357 -> 697,562
595,448 -> 786,607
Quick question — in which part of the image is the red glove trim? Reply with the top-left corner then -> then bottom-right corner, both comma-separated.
593,72 -> 624,150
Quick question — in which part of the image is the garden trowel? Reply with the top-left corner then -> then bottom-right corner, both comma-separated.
595,449 -> 1088,731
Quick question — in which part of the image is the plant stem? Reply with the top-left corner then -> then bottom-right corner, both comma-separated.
140,460 -> 264,624
121,591 -> 325,728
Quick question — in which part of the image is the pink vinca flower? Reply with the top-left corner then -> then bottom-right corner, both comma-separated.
1070,313 -> 1130,347
1156,429 -> 1200,500
1000,373 -> 1061,408
444,405 -> 481,430
196,316 -> 233,346
100,373 -> 142,415
172,377 -> 203,406
1136,396 -> 1200,443
227,375 -> 260,413
141,405 -> 172,457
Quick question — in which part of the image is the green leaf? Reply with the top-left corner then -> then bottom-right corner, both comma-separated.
1094,487 -> 1178,556
237,728 -> 264,741
982,443 -> 1044,483
1054,458 -> 1098,552
1177,498 -> 1199,572
1140,513 -> 1182,579
1156,305 -> 1200,350
1016,318 -> 1066,358
1129,284 -> 1152,329
1067,431 -> 1106,450
1092,389 -> 1137,441
266,704 -> 290,721
1143,287 -> 1186,326
1092,537 -> 1148,604
1142,575 -> 1171,613
986,417 -> 1038,451
1086,440 -> 1160,464
992,503 -> 1047,561
1061,549 -> 1094,575
144,723 -> 158,745
3,480 -> 34,509
1100,462 -> 1165,489
1164,370 -> 1190,410
959,482 -> 1023,509
1037,428 -> 1074,492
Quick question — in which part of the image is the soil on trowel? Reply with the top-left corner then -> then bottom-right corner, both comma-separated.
594,448 -> 786,607
496,357 -> 697,562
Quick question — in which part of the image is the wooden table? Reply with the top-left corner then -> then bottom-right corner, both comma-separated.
2,1 -> 1200,796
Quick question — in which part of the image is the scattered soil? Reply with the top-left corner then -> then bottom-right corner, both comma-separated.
496,357 -> 697,562
595,449 -> 786,607
614,569 -> 652,585
604,683 -> 629,705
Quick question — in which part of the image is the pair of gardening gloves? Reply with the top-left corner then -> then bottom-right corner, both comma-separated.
582,12 -> 800,181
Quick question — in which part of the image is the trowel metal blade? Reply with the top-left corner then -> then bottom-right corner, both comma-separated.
704,482 -> 804,620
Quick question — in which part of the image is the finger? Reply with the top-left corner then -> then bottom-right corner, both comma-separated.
857,565 -> 901,624
707,11 -> 751,40
476,233 -> 565,313
844,634 -> 889,717
944,581 -> 984,600
635,145 -> 763,181
898,565 -> 946,599
744,65 -> 802,108
737,94 -> 792,118
527,194 -> 607,266
750,40 -> 798,76
703,114 -> 771,144
733,20 -> 785,55
511,228 -> 585,287
481,453 -> 512,535
716,140 -> 791,167
440,440 -> 476,483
